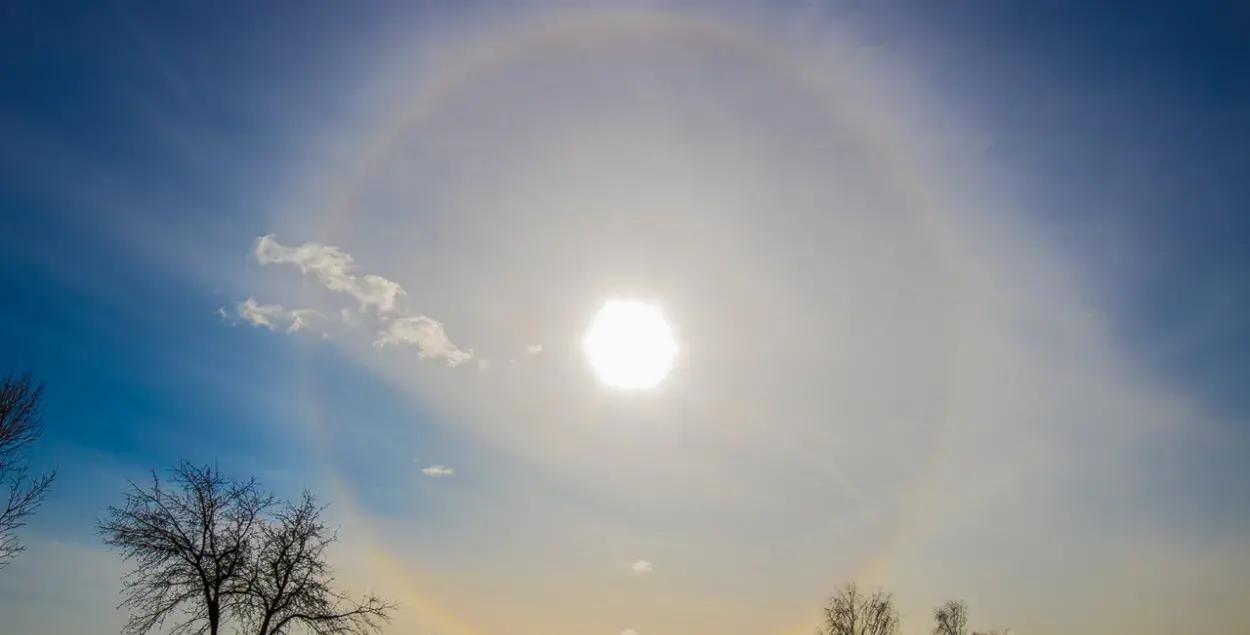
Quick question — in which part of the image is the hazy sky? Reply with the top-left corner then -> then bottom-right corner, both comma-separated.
2,1 -> 1249,634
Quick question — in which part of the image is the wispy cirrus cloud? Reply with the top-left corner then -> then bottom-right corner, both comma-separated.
254,234 -> 405,313
375,316 -> 473,366
421,465 -> 454,477
223,235 -> 475,367
220,297 -> 319,333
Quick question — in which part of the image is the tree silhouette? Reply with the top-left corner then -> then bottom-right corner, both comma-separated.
98,462 -> 273,635
933,597 -> 1009,635
0,371 -> 57,570
99,462 -> 396,635
933,599 -> 968,635
240,491 -> 395,635
818,582 -> 900,635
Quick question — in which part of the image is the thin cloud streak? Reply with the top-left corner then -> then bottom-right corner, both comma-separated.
375,316 -> 473,366
421,465 -> 455,477
254,234 -> 406,313
225,235 -> 476,367
220,297 -> 320,333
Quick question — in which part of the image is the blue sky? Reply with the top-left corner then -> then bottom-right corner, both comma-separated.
2,1 -> 1249,634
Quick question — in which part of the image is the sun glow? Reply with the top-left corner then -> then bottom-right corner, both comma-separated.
582,300 -> 679,390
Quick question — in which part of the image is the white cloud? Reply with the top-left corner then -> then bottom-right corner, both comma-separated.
630,560 -> 652,574
525,344 -> 543,354
254,234 -> 406,313
224,297 -> 319,333
231,236 -> 483,369
422,465 -> 454,477
622,629 -> 639,635
375,316 -> 474,366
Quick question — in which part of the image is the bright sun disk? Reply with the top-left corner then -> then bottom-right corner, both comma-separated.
582,299 -> 678,390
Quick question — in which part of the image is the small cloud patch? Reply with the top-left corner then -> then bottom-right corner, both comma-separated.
254,235 -> 405,313
421,465 -> 454,477
222,298 -> 319,333
630,560 -> 652,574
375,316 -> 473,366
225,235 -> 482,370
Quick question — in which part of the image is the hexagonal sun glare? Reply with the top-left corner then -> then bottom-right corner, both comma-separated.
581,299 -> 679,391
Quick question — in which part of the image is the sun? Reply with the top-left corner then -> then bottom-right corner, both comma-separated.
582,299 -> 679,390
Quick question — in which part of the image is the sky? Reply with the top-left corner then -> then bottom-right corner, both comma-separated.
2,1 -> 1249,634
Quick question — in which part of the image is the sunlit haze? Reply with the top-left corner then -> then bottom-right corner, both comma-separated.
2,2 -> 1249,635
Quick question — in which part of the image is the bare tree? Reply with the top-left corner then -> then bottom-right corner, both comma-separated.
240,491 -> 395,635
933,600 -> 968,635
0,371 -> 57,569
98,462 -> 274,635
819,582 -> 900,635
100,462 -> 396,635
